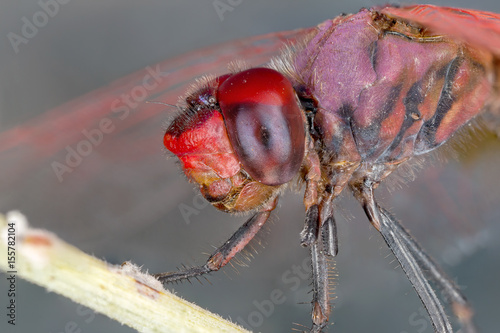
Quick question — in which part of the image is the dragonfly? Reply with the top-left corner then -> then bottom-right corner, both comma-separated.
0,3 -> 499,333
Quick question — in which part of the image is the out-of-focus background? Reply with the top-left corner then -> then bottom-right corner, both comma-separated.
1,0 -> 499,332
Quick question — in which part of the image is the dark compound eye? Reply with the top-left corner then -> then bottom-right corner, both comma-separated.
217,68 -> 305,186
185,74 -> 231,109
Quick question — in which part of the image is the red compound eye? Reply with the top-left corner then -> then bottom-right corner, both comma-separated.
218,68 -> 305,186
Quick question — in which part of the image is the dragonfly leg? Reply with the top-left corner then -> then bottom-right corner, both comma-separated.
299,147 -> 337,332
379,206 -> 477,333
301,204 -> 319,246
309,240 -> 332,333
300,142 -> 322,247
320,215 -> 338,258
318,186 -> 338,257
303,196 -> 337,332
315,164 -> 358,256
154,199 -> 276,283
353,182 -> 453,333
300,144 -> 342,258
300,191 -> 339,257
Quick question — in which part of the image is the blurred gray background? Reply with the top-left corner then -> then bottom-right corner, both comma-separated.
1,0 -> 499,332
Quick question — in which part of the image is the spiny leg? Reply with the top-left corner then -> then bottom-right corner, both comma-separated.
309,240 -> 331,333
379,206 -> 477,333
300,156 -> 339,256
300,202 -> 339,257
299,146 -> 341,332
305,192 -> 337,332
318,185 -> 338,257
353,183 -> 453,333
299,194 -> 338,257
320,216 -> 338,257
301,204 -> 319,247
154,200 -> 275,283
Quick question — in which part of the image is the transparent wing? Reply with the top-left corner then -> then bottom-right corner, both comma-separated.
0,27 -> 313,177
0,27 -> 313,243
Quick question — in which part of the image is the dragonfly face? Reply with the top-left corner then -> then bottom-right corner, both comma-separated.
165,68 -> 305,212
160,6 -> 500,333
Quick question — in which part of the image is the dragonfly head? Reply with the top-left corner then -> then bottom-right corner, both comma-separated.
164,68 -> 306,213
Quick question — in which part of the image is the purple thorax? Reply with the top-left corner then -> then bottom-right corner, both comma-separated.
292,9 -> 492,167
